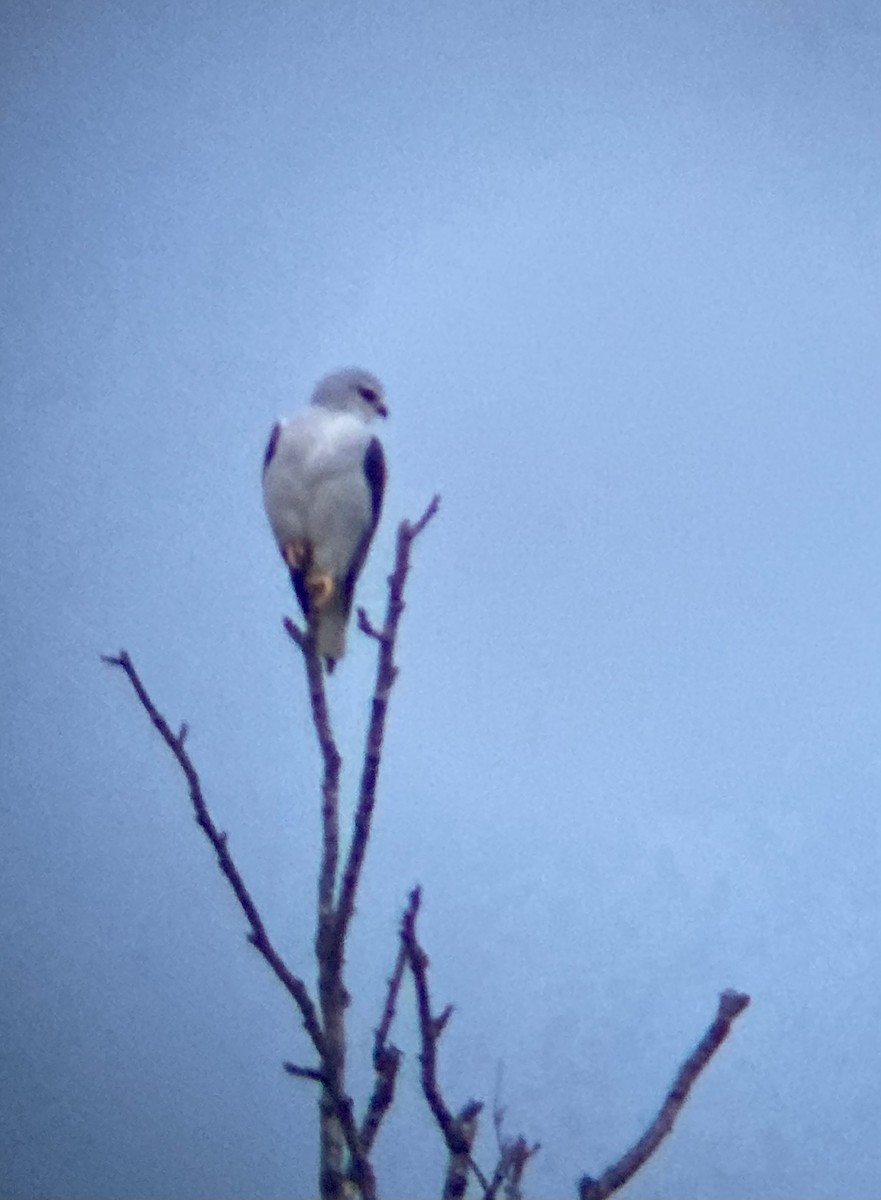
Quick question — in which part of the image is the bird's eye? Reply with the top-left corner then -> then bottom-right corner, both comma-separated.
357,385 -> 378,404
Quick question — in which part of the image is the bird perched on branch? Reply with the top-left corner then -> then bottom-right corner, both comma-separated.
262,368 -> 387,671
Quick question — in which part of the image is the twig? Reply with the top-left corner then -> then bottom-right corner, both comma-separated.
283,1062 -> 326,1084
356,608 -> 388,643
335,496 -> 441,949
578,989 -> 751,1200
401,885 -> 483,1197
409,494 -> 443,538
359,936 -> 407,1154
101,652 -> 325,1058
469,1155 -> 490,1194
401,887 -> 457,1142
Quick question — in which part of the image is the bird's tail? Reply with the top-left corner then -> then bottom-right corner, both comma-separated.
317,590 -> 349,672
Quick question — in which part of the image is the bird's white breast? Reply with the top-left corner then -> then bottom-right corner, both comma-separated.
263,408 -> 374,578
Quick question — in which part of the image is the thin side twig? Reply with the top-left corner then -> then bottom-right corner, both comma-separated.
335,495 -> 440,949
283,1062 -> 326,1084
578,989 -> 751,1200
101,651 -> 325,1059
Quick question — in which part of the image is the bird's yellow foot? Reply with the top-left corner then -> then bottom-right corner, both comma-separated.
283,540 -> 310,571
306,571 -> 334,610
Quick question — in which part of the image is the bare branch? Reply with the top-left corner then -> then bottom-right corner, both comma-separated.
359,937 -> 407,1154
101,651 -> 325,1059
282,616 -> 341,932
336,495 -> 441,949
401,887 -> 455,1141
401,885 -> 484,1194
282,618 -> 354,1196
578,989 -> 751,1200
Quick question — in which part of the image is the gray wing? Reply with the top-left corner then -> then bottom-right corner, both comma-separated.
341,436 -> 386,615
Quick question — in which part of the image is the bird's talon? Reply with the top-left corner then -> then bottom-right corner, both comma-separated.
283,540 -> 309,570
307,572 -> 334,610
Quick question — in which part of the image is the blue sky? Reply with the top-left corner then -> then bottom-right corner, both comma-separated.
2,2 -> 880,1197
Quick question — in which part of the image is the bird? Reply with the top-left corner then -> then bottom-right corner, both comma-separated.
262,368 -> 388,671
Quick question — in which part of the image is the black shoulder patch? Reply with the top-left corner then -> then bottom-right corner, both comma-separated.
340,438 -> 386,618
363,436 -> 386,523
263,423 -> 281,474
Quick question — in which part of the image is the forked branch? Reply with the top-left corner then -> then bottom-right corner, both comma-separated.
281,496 -> 440,1200
401,887 -> 485,1198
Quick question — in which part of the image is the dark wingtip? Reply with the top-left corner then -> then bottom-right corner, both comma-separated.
325,657 -> 336,674
290,569 -> 310,618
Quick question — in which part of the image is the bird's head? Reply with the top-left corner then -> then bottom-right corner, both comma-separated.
311,368 -> 388,421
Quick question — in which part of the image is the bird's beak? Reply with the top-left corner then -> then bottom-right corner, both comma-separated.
375,401 -> 389,419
